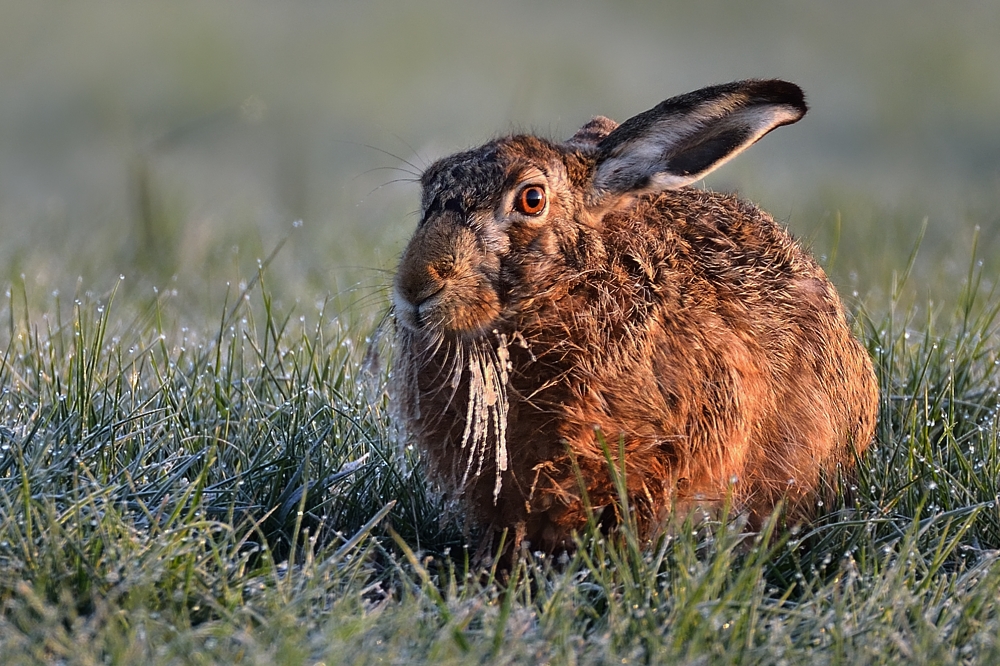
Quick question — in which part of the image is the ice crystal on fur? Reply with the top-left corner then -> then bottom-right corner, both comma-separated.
458,333 -> 510,501
392,327 -> 511,503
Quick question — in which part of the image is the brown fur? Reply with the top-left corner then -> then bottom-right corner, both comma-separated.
391,81 -> 878,553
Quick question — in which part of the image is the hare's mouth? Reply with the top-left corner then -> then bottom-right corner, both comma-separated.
392,284 -> 443,331
392,282 -> 502,339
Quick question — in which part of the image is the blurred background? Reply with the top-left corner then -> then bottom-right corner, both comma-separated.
0,0 -> 998,311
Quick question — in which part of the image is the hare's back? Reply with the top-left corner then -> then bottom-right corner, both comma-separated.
604,188 -> 851,363
636,189 -> 818,284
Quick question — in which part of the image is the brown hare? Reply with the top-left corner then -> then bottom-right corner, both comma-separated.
391,80 -> 878,554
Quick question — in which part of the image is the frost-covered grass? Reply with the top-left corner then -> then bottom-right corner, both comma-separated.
3,232 -> 1000,665
1,2 -> 998,662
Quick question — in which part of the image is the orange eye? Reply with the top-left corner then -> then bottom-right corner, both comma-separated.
515,185 -> 546,215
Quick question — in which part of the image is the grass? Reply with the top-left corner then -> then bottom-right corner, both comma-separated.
1,3 -> 998,662
2,228 -> 1000,664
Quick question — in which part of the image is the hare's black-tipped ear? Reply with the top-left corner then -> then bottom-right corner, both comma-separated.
593,80 -> 806,195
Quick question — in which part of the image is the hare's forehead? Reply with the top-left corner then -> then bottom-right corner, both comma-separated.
419,139 -> 567,212
420,147 -> 505,210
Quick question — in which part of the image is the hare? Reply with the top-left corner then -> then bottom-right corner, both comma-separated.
391,80 -> 878,554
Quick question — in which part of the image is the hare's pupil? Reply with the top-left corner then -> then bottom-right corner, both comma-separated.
518,186 -> 545,214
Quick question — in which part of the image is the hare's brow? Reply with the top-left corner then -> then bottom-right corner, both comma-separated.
502,167 -> 545,191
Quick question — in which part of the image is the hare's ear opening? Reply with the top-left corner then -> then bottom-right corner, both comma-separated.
592,80 -> 806,197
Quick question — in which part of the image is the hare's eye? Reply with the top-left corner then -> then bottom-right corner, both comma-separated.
515,185 -> 546,216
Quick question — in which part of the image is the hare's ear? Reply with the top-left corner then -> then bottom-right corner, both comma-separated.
593,80 -> 806,195
566,116 -> 619,148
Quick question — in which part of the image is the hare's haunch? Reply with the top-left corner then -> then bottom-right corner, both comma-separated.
391,80 -> 878,553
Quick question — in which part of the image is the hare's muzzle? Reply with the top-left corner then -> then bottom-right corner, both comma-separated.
392,221 -> 456,332
393,213 -> 503,337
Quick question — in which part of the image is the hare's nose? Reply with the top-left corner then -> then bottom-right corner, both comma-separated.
401,264 -> 449,305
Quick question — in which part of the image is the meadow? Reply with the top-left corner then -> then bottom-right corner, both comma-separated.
4,222 -> 1000,664
2,1 -> 1000,663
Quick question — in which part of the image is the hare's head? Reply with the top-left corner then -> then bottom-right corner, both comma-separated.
393,80 -> 806,340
